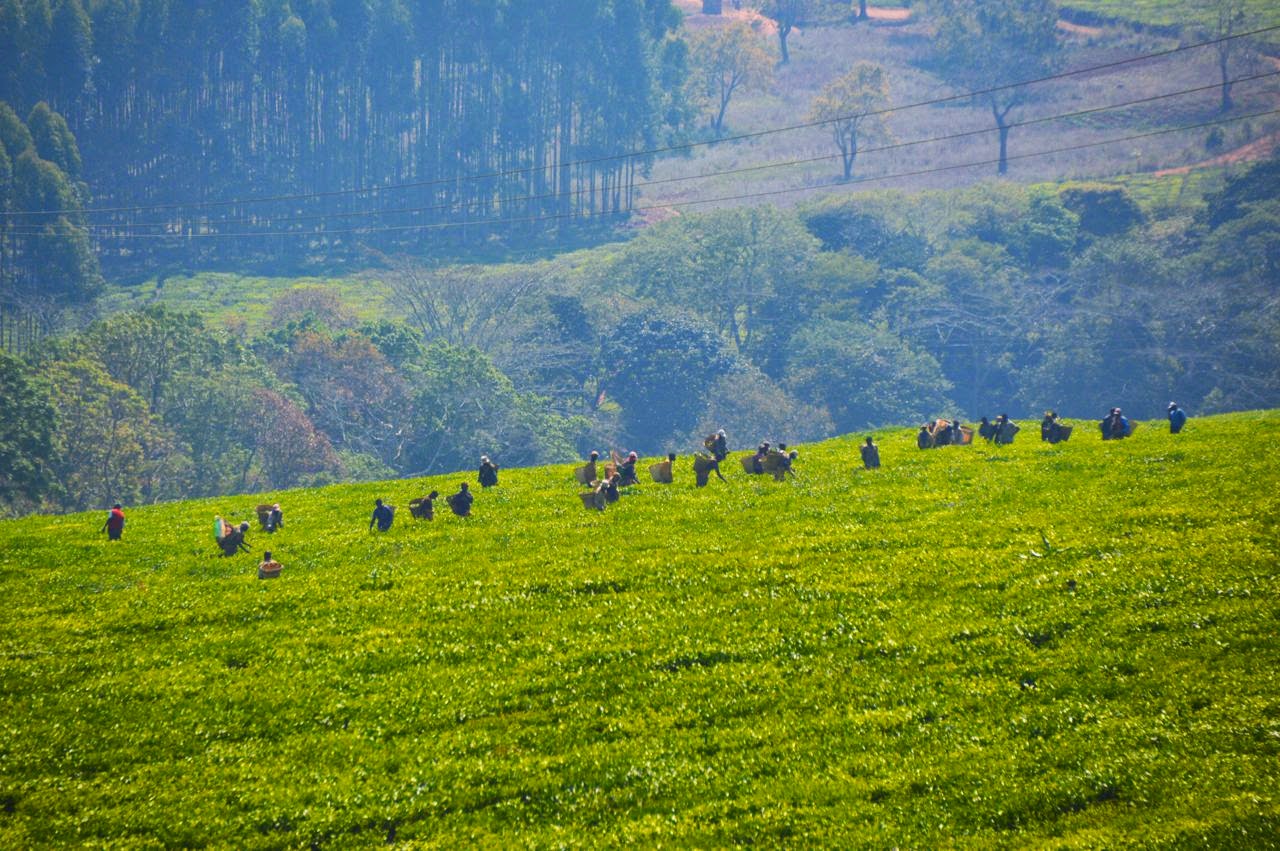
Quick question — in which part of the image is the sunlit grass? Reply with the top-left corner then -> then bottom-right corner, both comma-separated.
1,412 -> 1277,845
1061,0 -> 1280,40
96,272 -> 389,334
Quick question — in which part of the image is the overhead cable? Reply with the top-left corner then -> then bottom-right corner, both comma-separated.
3,21 -> 1277,219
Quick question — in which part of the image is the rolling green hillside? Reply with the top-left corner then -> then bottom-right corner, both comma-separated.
1,412 -> 1277,846
96,273 -> 392,335
92,169 -> 1230,338
1061,0 -> 1280,35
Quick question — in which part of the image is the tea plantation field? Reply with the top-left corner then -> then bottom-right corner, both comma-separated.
2,412 -> 1277,847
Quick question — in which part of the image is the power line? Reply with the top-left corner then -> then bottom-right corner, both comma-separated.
35,70 -> 1275,236
4,21 -> 1277,220
34,108 -> 1273,241
653,108 -> 1280,214
30,69 -> 1269,234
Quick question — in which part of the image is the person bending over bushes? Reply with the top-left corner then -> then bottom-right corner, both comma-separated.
218,521 -> 251,556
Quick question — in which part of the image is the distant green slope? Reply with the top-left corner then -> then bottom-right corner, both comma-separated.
1060,0 -> 1280,44
94,168 -> 1222,331
2,413 -> 1277,846
97,272 -> 389,334
1061,0 -> 1277,28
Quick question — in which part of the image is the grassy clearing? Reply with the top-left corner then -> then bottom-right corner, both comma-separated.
644,7 -> 1280,214
1061,1 -> 1280,41
1,412 -> 1277,846
1108,168 -> 1225,213
95,164 -> 1230,329
96,273 -> 389,334
95,247 -> 602,331
94,14 -> 1280,312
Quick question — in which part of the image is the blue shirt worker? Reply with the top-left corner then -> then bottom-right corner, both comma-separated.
1101,408 -> 1130,440
369,498 -> 395,532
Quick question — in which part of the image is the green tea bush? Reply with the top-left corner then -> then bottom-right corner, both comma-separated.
1,413 -> 1276,846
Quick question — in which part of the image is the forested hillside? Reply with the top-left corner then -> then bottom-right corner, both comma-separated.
1,0 -> 1279,515
2,0 -> 1277,285
0,0 -> 688,272
5,159 -> 1277,516
0,100 -> 99,333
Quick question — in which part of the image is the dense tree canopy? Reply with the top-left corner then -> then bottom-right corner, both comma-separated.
402,339 -> 587,476
0,99 -> 99,329
609,205 -> 819,362
41,357 -> 161,512
786,317 -> 953,432
0,0 -> 691,274
0,349 -> 55,510
6,158 -> 1280,515
601,309 -> 737,447
6,306 -> 593,514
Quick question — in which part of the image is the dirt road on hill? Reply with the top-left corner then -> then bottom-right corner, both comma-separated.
674,0 -> 778,34
1156,54 -> 1280,174
1057,19 -> 1104,38
675,5 -> 1112,36
673,2 -> 910,32
863,6 -> 910,22
662,3 -> 1279,193
1155,130 -> 1280,176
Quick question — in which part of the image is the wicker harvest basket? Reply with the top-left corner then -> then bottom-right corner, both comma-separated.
649,462 -> 672,483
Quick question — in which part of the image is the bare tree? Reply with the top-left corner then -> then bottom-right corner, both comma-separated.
762,0 -> 810,65
1211,0 -> 1250,112
373,254 -> 547,359
930,0 -> 1060,176
687,21 -> 776,135
808,63 -> 892,180
267,285 -> 358,330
